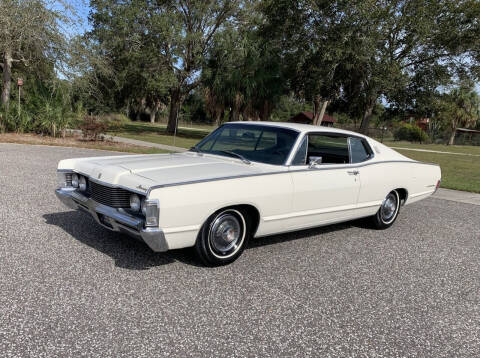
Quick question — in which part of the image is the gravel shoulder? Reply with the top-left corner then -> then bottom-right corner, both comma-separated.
1,143 -> 479,357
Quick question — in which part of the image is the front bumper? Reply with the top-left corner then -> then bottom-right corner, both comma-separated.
55,188 -> 168,252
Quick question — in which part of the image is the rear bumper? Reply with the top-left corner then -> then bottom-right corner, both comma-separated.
55,188 -> 168,252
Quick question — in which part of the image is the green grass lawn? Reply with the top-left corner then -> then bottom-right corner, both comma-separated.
118,132 -> 201,149
111,121 -> 210,149
384,141 -> 480,155
112,121 -> 212,138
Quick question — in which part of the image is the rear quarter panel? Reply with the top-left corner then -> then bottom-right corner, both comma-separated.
357,161 -> 441,207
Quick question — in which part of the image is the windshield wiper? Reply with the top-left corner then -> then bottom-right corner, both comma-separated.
189,146 -> 203,153
219,150 -> 251,164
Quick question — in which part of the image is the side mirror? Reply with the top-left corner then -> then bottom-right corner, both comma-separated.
308,156 -> 322,168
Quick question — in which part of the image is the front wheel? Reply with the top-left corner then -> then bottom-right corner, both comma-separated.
195,208 -> 249,266
372,190 -> 401,229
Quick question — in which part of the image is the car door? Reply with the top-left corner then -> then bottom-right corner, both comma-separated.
349,136 -> 398,217
286,132 -> 361,231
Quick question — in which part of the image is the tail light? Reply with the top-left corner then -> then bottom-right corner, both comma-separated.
434,179 -> 441,193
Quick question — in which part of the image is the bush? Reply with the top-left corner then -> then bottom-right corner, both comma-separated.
394,123 -> 429,143
79,116 -> 108,141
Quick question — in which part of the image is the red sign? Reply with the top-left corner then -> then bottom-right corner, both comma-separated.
17,78 -> 23,86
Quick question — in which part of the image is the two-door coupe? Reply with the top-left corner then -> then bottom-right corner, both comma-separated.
56,122 -> 441,265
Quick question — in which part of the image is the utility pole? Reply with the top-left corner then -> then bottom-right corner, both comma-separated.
17,78 -> 23,117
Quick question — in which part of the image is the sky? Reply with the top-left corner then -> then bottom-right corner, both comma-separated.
55,0 -> 91,37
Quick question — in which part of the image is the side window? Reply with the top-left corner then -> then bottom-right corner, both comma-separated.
291,136 -> 308,165
349,137 -> 372,163
307,134 -> 349,164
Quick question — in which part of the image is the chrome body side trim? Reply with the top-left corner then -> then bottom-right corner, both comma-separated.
146,160 -> 440,194
55,188 -> 168,252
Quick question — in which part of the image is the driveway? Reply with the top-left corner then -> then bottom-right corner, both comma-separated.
1,143 -> 479,357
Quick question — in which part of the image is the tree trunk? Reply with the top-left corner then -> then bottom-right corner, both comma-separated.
214,110 -> 222,127
149,108 -> 157,123
232,107 -> 241,121
259,100 -> 272,121
1,48 -> 13,107
312,95 -> 321,125
448,127 -> 456,145
317,100 -> 329,126
167,89 -> 182,134
359,95 -> 377,134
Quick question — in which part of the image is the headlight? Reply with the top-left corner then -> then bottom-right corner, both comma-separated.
79,176 -> 87,191
130,194 -> 141,212
72,174 -> 79,188
141,198 -> 147,216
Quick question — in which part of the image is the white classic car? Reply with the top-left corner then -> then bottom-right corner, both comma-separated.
56,122 -> 441,265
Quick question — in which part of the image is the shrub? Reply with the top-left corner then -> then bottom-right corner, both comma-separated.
79,116 -> 108,141
394,123 -> 429,143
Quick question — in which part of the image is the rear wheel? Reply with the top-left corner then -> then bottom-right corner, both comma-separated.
195,208 -> 249,266
372,190 -> 400,229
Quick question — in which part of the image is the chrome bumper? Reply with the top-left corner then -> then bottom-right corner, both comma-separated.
55,188 -> 168,252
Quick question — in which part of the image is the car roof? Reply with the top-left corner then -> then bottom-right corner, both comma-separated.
227,121 -> 367,138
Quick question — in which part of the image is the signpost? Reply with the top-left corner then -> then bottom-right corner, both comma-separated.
17,78 -> 23,116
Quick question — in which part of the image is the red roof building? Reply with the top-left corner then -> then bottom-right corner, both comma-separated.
405,114 -> 430,131
290,111 -> 336,126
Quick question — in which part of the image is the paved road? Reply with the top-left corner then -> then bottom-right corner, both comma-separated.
1,143 -> 479,357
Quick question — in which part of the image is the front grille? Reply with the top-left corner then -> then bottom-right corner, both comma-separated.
89,180 -> 132,208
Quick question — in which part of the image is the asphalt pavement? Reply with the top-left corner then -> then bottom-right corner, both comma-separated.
0,143 -> 479,357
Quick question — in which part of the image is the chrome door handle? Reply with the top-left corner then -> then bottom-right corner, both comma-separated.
347,170 -> 359,175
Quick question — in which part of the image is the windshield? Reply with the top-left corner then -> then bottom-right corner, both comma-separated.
194,124 -> 299,165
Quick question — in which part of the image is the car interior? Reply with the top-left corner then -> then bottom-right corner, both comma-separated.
306,134 -> 350,164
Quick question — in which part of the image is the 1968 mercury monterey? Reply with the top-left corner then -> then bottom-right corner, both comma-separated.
56,122 -> 441,265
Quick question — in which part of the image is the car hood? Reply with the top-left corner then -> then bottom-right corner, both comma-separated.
72,152 -> 282,194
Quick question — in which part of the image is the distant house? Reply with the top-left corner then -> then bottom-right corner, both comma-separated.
405,114 -> 430,131
290,111 -> 336,127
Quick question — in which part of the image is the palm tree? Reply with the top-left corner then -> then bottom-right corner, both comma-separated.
440,85 -> 480,145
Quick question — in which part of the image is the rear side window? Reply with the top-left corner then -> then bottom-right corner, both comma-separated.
349,137 -> 372,163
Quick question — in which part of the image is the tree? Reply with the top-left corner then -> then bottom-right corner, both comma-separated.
202,8 -> 286,124
260,0 -> 353,125
260,0 -> 480,133
158,0 -> 241,133
89,0 -> 241,132
88,0 -> 174,120
0,0 -> 68,107
439,84 -> 480,145
344,0 -> 480,133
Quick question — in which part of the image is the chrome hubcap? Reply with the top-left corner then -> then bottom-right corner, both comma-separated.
381,193 -> 398,222
209,213 -> 242,255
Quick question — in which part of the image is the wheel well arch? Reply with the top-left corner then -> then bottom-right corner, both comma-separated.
202,204 -> 261,237
233,204 -> 261,235
394,188 -> 408,205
